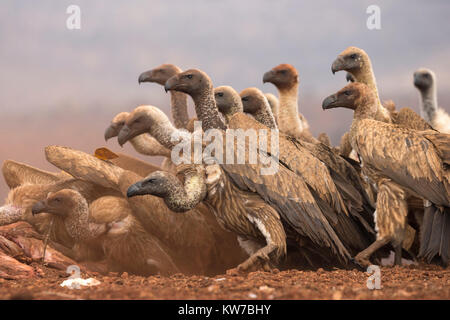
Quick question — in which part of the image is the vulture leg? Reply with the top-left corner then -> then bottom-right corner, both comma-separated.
355,179 -> 408,267
237,243 -> 279,272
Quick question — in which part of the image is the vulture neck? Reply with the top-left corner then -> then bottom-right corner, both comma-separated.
163,167 -> 206,212
170,91 -> 190,129
129,134 -> 171,158
63,196 -> 99,242
351,60 -> 392,123
192,88 -> 227,132
277,84 -> 305,136
419,85 -> 438,124
253,102 -> 278,129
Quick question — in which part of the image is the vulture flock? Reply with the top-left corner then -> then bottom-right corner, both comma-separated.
1,46 -> 449,280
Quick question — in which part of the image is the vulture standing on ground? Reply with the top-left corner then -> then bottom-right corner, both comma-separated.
119,69 -> 378,270
32,188 -> 180,275
44,145 -> 246,275
214,86 -> 244,124
323,82 -> 450,267
414,68 -> 450,134
263,64 -> 317,143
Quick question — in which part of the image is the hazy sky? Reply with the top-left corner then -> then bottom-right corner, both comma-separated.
0,0 -> 449,198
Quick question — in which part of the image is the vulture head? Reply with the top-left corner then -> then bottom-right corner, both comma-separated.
138,64 -> 182,86
322,82 -> 376,115
127,171 -> 177,199
331,46 -> 367,75
164,69 -> 212,98
214,86 -> 243,116
263,64 -> 299,90
414,68 -> 435,92
117,105 -> 170,147
104,112 -> 129,141
240,87 -> 267,114
31,189 -> 80,217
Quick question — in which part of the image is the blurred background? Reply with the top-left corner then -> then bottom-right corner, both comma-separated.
1,0 -> 449,199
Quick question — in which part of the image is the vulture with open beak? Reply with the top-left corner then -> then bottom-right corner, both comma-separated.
323,82 -> 450,267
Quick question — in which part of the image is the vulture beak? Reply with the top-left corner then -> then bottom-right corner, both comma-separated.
322,94 -> 339,110
331,57 -> 346,74
263,70 -> 275,83
126,181 -> 146,198
117,124 -> 133,147
164,75 -> 179,93
138,70 -> 153,84
31,201 -> 49,216
104,124 -> 119,141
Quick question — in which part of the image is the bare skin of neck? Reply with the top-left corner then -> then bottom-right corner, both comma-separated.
278,85 -> 306,138
192,88 -> 227,132
129,134 -> 171,158
170,91 -> 189,129
350,60 -> 392,123
418,85 -> 438,123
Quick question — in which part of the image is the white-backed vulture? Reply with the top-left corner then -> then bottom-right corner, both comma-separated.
240,87 -> 278,129
264,93 -> 280,125
138,63 -> 190,129
44,146 -> 246,275
32,189 -> 180,276
121,69 -> 379,270
262,64 -> 317,143
414,68 -> 450,133
214,86 -> 243,124
104,112 -> 175,173
323,82 -> 450,267
331,46 -> 432,131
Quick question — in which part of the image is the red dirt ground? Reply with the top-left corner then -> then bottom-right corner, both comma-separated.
0,262 -> 448,300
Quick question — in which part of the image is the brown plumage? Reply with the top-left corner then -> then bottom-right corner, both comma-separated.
317,133 -> 331,147
323,82 -> 450,266
44,145 -> 246,275
32,189 -> 180,276
264,93 -> 279,125
240,87 -> 278,129
138,64 -> 190,129
262,64 -> 317,143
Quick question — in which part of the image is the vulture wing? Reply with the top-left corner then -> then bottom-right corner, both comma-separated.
2,160 -> 63,189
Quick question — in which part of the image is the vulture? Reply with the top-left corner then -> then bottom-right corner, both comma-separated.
138,63 -> 190,129
120,69 -> 378,271
32,189 -> 180,276
240,87 -> 278,129
414,68 -> 450,133
214,86 -> 243,124
44,146 -> 246,275
262,64 -> 317,143
264,93 -> 280,125
104,112 -> 175,173
331,46 -> 432,131
323,82 -> 450,267
317,133 -> 332,147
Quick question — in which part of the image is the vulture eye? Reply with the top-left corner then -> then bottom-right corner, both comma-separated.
350,54 -> 357,59
344,90 -> 352,96
53,198 -> 61,203
146,178 -> 156,184
217,92 -> 224,97
280,70 -> 287,74
186,74 -> 193,79
241,96 -> 249,102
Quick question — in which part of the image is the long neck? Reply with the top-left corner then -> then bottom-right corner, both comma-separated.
130,134 -> 171,158
278,85 -> 305,136
351,60 -> 391,123
254,102 -> 278,129
147,119 -> 186,150
164,166 -> 206,212
65,198 -> 95,242
192,88 -> 227,131
419,86 -> 438,123
170,91 -> 189,129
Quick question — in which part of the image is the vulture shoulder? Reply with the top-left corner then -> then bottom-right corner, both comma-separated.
393,107 -> 433,131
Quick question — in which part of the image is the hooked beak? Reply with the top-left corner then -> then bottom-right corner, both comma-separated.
322,94 -> 339,110
117,124 -> 134,147
126,181 -> 146,198
31,201 -> 48,216
164,75 -> 179,93
104,124 -> 119,141
138,70 -> 153,84
331,57 -> 346,74
263,70 -> 275,84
